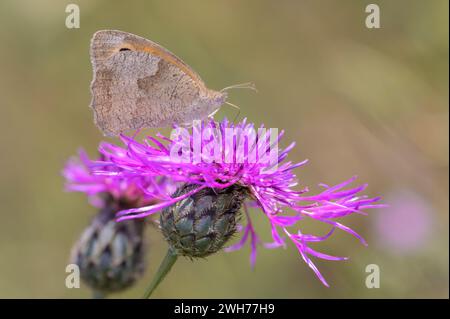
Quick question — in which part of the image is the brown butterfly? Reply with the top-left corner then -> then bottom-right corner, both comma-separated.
90,30 -> 253,136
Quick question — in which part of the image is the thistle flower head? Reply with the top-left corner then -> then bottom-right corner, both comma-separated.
70,196 -> 146,293
63,149 -> 174,208
63,149 -> 177,293
161,183 -> 248,258
93,118 -> 385,286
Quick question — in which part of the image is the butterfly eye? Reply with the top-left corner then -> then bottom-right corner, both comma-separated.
119,48 -> 131,52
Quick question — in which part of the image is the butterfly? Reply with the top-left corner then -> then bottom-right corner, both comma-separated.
90,30 -> 254,136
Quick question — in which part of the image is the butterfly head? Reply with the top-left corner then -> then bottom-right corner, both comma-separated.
212,90 -> 228,106
201,89 -> 227,114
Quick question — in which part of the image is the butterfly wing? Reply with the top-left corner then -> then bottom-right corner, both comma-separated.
90,30 -> 205,136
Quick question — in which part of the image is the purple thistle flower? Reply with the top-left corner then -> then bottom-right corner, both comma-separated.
92,118 -> 384,287
63,149 -> 175,208
63,149 -> 179,295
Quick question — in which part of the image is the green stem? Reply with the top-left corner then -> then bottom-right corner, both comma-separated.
143,248 -> 178,299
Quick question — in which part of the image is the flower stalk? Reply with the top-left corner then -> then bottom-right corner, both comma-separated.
143,248 -> 178,298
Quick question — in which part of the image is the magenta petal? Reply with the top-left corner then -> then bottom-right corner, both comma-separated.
225,225 -> 251,252
304,246 -> 348,261
116,185 -> 206,219
296,245 -> 330,287
321,220 -> 368,246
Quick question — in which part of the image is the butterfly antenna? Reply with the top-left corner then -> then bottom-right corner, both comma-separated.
220,82 -> 258,93
225,101 -> 241,123
225,101 -> 240,110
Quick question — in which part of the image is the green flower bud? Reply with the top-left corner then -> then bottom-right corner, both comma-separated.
70,197 -> 146,294
160,184 -> 248,258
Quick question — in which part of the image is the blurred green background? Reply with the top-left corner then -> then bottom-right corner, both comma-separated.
0,0 -> 448,298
